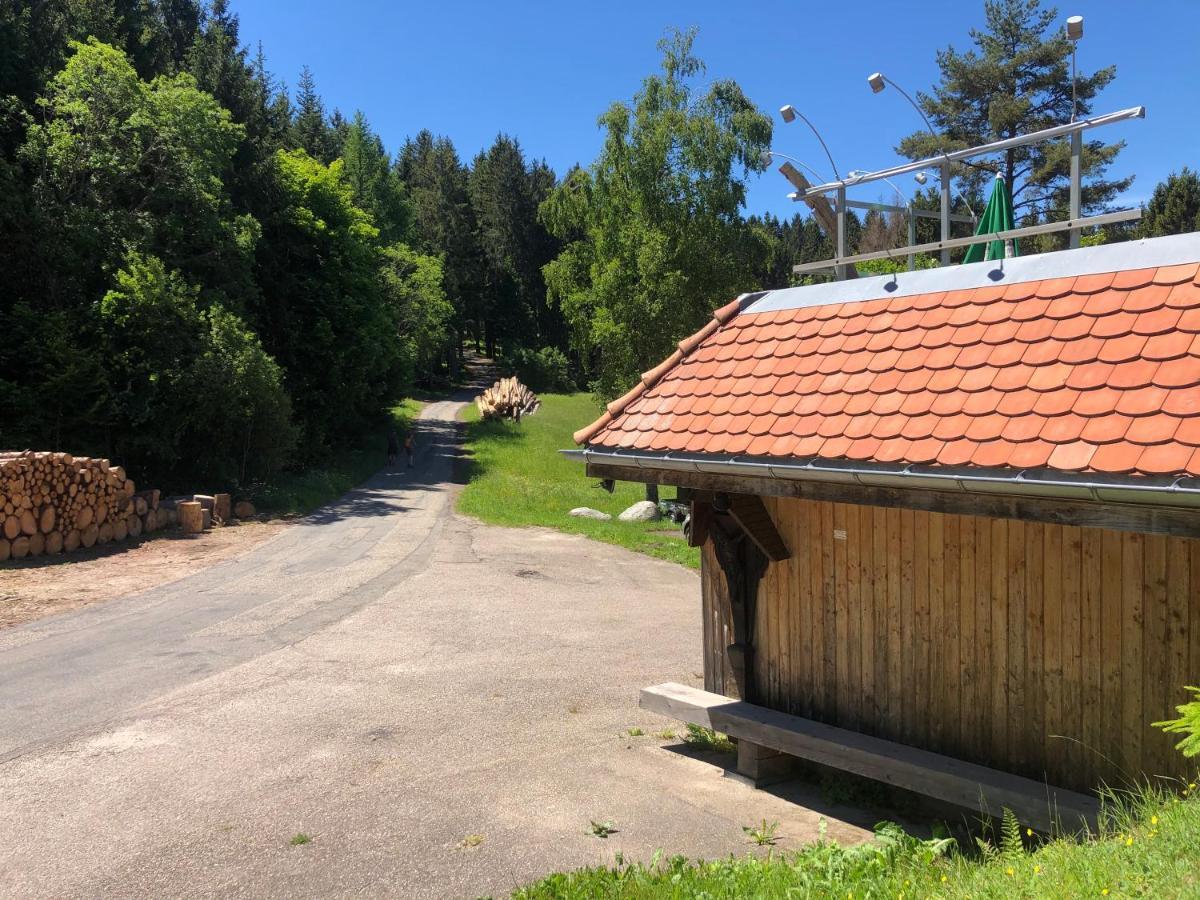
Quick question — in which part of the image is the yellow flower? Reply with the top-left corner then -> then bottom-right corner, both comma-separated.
1149,830 -> 1158,838
1026,828 -> 1033,837
1034,865 -> 1041,874
1125,836 -> 1134,846
941,875 -> 948,883
1151,815 -> 1159,825
1101,890 -> 1109,896
1005,867 -> 1014,876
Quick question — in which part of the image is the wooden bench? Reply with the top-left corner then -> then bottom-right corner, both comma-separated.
641,682 -> 1099,833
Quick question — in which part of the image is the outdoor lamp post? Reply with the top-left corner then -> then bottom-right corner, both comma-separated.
868,71 -> 953,263
762,150 -> 828,183
778,105 -> 841,181
1066,14 -> 1084,247
778,106 -> 846,275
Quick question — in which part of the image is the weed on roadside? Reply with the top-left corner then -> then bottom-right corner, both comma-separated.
459,833 -> 485,849
654,728 -> 676,740
743,819 -> 780,846
682,723 -> 735,754
589,820 -> 617,839
627,727 -> 645,737
290,833 -> 313,846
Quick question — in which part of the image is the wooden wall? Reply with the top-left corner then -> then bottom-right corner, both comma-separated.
701,496 -> 1200,793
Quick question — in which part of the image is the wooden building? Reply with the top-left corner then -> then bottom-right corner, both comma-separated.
568,234 -> 1200,827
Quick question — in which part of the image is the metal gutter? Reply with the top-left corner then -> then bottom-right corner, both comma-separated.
560,448 -> 1200,511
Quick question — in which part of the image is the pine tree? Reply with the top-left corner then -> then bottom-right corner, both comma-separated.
293,65 -> 332,161
1140,169 -> 1200,238
897,0 -> 1130,223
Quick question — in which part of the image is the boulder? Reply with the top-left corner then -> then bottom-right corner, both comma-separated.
233,500 -> 257,519
618,501 -> 661,522
569,507 -> 612,521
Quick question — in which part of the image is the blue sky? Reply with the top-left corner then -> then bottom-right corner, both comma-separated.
232,0 -> 1192,218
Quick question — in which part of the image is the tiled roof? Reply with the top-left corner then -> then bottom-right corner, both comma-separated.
575,236 -> 1200,479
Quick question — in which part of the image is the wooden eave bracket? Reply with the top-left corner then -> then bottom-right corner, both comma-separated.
725,494 -> 789,561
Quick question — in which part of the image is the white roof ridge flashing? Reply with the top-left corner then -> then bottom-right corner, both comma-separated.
743,231 -> 1200,316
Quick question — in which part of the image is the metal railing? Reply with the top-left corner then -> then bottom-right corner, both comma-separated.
785,106 -> 1146,276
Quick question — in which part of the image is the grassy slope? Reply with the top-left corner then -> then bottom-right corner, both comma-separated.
457,393 -> 699,569
516,784 -> 1200,898
249,397 -> 424,516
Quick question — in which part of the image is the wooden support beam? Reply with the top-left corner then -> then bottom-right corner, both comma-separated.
686,500 -> 711,548
641,682 -> 1099,834
584,462 -> 1200,539
722,494 -> 789,560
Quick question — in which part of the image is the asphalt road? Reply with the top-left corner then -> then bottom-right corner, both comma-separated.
0,388 -> 871,898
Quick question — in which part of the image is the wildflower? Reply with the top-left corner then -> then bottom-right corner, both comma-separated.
1125,836 -> 1134,846
1026,828 -> 1033,837
1101,890 -> 1109,896
940,875 -> 948,883
1005,866 -> 1014,876
1033,865 -> 1041,874
1151,815 -> 1159,826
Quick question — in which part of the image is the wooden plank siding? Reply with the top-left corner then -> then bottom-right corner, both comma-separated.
703,497 -> 1200,793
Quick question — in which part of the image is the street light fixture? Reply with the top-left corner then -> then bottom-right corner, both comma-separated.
763,150 -> 828,183
865,73 -> 937,138
778,105 -> 841,180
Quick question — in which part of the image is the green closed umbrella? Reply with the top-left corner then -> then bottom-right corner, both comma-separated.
962,174 -> 1018,264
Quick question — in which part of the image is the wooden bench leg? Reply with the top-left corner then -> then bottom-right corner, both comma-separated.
732,740 -> 795,786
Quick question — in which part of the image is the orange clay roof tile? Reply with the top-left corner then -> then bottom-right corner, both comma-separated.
576,251 -> 1200,479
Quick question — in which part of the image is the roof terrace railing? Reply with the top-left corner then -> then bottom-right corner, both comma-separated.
786,105 -> 1146,277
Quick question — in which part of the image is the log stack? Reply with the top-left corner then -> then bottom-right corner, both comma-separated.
0,451 -> 163,560
475,377 -> 540,421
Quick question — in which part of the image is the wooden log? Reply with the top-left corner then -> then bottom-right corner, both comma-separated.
80,524 -> 98,548
19,509 -> 36,536
0,538 -> 8,561
127,514 -> 143,538
193,494 -> 215,512
178,501 -> 203,534
113,518 -> 128,541
201,508 -> 212,530
213,493 -> 231,524
143,509 -> 157,533
234,500 -> 256,519
3,515 -> 18,540
11,535 -> 29,559
38,505 -> 55,534
45,531 -> 63,554
64,529 -> 81,552
97,521 -> 113,544
28,531 -> 44,556
75,506 -> 94,530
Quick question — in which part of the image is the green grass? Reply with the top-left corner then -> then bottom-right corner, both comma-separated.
456,393 -> 699,568
289,832 -> 312,846
514,782 -> 1200,898
248,397 -> 425,516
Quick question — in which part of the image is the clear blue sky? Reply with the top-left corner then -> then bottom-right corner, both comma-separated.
232,0 -> 1191,218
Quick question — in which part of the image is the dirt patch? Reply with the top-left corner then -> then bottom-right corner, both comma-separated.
0,518 -> 289,630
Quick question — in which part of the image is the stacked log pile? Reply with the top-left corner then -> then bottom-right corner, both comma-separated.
0,451 -> 175,561
475,377 -> 540,421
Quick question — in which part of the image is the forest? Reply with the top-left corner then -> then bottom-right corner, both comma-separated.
1,1 -> 1197,493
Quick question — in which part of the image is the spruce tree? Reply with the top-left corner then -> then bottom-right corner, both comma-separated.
896,0 -> 1130,222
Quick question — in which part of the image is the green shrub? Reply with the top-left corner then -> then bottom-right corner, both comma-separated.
499,345 -> 576,393
1154,685 -> 1200,758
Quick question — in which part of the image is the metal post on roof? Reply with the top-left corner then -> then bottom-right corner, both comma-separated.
908,201 -> 917,271
1069,131 -> 1083,249
940,160 -> 951,266
836,185 -> 847,280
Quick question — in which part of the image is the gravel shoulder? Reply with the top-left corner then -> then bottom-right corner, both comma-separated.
0,517 -> 289,630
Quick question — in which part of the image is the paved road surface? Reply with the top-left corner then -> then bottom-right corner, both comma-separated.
0,388 -> 870,898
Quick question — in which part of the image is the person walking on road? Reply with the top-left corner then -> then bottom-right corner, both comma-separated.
387,428 -> 399,468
